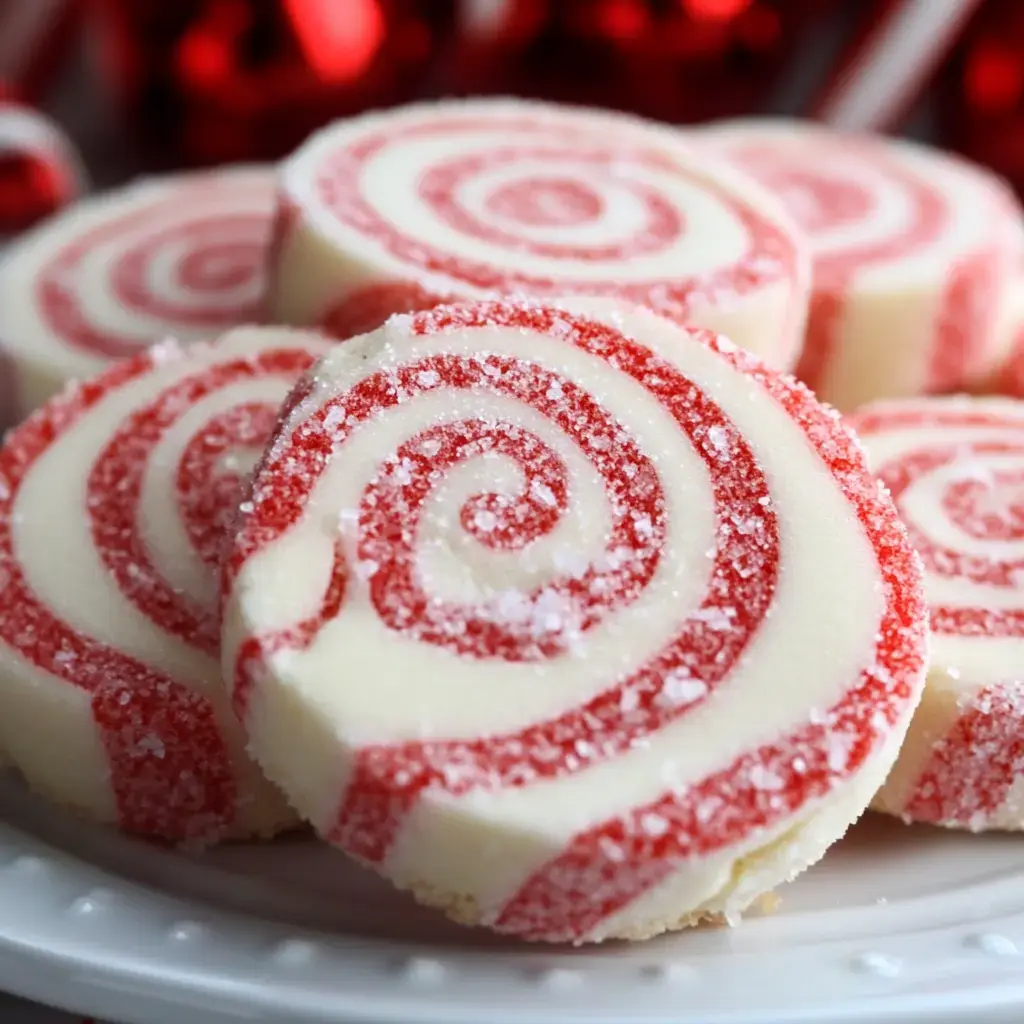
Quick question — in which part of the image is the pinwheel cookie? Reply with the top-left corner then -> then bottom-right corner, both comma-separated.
853,397 -> 1024,831
0,326 -> 334,843
222,299 -> 927,942
0,165 -> 275,420
268,98 -> 810,370
704,119 -> 1021,411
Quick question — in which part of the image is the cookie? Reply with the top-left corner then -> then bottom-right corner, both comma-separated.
0,165 -> 274,419
703,119 -> 1021,410
0,326 -> 331,842
269,98 -> 810,369
221,299 -> 927,941
851,396 -> 1024,830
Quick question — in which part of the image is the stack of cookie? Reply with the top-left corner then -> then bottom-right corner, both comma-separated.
0,98 -> 1020,945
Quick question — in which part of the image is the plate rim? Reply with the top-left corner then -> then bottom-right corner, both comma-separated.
2,789 -> 1024,1024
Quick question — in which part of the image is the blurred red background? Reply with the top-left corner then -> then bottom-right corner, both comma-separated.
2,0 -> 1024,232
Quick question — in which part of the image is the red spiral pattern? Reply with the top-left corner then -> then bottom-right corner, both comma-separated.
852,403 -> 1024,830
309,114 -> 798,320
724,139 -> 1002,394
0,344 -> 317,840
943,468 -> 1024,542
485,176 -> 604,228
88,348 -> 316,658
417,147 -> 683,261
857,406 -> 1024,637
227,302 -> 925,941
36,182 -> 271,359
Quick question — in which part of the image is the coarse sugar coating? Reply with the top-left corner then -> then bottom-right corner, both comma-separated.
268,98 -> 810,371
0,165 -> 275,422
221,298 -> 927,942
701,118 -> 1022,412
0,326 -> 336,843
851,395 -> 1024,831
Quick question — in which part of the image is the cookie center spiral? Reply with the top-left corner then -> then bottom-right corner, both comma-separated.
943,468 -> 1024,542
484,176 -> 605,228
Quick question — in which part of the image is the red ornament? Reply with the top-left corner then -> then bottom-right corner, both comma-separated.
448,0 -> 845,125
0,101 -> 84,236
942,0 -> 1024,198
93,0 -> 456,169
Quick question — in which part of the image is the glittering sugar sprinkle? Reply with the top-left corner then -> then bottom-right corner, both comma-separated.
135,733 -> 166,759
323,405 -> 348,436
656,669 -> 708,707
338,507 -> 360,534
147,337 -> 185,365
706,424 -> 731,457
690,605 -> 736,631
748,764 -> 784,791
640,812 -> 669,837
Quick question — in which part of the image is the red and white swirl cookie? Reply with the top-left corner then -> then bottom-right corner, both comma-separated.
702,119 -> 1022,411
851,397 -> 1024,831
0,326 -> 333,843
221,299 -> 927,942
269,99 -> 811,371
0,165 -> 274,421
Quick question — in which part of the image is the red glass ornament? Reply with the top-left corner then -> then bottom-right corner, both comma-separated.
942,0 -> 1024,198
93,0 -> 457,170
0,101 -> 83,236
448,0 -> 845,125
0,150 -> 68,234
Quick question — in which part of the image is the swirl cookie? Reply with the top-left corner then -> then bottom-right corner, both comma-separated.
703,119 -> 1021,411
852,397 -> 1024,831
0,326 -> 333,843
269,98 -> 810,370
221,299 -> 927,942
0,165 -> 274,421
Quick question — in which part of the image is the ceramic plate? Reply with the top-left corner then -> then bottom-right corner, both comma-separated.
1,773 -> 1023,1024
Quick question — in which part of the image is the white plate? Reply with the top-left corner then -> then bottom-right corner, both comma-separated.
0,772 -> 1022,1024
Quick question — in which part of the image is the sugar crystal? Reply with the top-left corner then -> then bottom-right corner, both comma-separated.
356,559 -> 379,581
657,669 -> 708,707
640,812 -> 669,837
